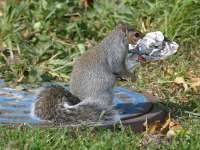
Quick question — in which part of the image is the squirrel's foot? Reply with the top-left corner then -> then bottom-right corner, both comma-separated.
56,103 -> 76,113
61,102 -> 80,112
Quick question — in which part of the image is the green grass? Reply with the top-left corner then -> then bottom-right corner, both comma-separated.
0,0 -> 200,149
0,119 -> 200,149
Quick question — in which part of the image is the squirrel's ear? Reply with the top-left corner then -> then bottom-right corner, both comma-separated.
116,23 -> 128,34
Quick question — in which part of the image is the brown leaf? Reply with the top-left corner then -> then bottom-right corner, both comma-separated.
169,120 -> 182,130
174,77 -> 189,91
189,78 -> 200,92
148,121 -> 162,134
140,116 -> 184,147
144,113 -> 183,135
160,116 -> 171,134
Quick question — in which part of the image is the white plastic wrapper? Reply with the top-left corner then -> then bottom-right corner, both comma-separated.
129,31 -> 179,61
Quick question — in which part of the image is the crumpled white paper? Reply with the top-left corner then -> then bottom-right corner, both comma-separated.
129,31 -> 179,61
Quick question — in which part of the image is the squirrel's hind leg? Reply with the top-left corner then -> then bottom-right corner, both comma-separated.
61,93 -> 120,123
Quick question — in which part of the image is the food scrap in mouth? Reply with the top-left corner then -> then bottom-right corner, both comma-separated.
128,31 -> 179,61
137,55 -> 146,62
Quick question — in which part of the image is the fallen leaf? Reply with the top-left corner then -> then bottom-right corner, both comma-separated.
169,120 -> 182,130
174,77 -> 189,91
148,121 -> 162,134
160,115 -> 171,134
140,115 -> 184,147
189,78 -> 200,92
144,113 -> 183,135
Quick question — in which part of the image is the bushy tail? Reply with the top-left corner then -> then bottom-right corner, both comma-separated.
34,85 -> 81,122
34,85 -> 118,125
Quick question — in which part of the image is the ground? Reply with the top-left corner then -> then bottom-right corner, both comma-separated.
0,0 -> 200,149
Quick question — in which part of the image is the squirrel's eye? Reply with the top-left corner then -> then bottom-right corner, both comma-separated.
134,32 -> 140,38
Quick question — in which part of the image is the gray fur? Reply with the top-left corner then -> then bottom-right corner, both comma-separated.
34,24 -> 141,125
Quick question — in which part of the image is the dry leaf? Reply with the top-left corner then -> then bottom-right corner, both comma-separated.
189,78 -> 200,91
167,120 -> 183,139
169,120 -> 182,130
160,116 -> 171,134
174,77 -> 189,91
143,113 -> 183,136
140,115 -> 184,147
148,121 -> 162,134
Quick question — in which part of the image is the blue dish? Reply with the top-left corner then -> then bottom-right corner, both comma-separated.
0,86 -> 152,125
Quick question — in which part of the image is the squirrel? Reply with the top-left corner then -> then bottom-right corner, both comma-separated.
33,23 -> 144,125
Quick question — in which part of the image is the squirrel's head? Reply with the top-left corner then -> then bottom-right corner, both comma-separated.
99,23 -> 145,65
116,23 -> 144,45
116,23 -> 145,63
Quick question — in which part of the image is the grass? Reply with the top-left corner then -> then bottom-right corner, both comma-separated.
0,0 -> 200,149
0,120 -> 200,149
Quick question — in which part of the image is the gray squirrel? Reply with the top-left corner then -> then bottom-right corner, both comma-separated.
33,24 -> 144,125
